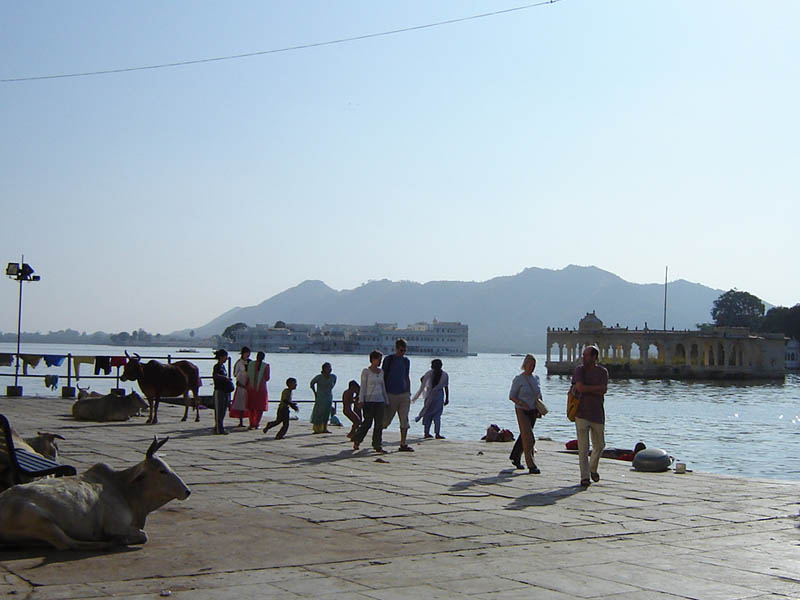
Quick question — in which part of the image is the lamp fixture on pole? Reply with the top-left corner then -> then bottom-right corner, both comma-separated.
6,255 -> 40,397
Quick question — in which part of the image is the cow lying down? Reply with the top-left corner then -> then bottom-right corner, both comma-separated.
0,436 -> 190,550
24,432 -> 65,460
1,427 -> 65,490
72,391 -> 148,421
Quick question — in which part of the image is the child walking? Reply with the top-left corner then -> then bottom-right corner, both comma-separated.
263,378 -> 299,439
342,380 -> 362,439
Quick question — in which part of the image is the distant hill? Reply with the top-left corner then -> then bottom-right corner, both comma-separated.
182,265 -> 726,353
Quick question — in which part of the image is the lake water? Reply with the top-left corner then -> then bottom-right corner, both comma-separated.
2,343 -> 798,482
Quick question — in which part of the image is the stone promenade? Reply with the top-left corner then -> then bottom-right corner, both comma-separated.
1,397 -> 798,599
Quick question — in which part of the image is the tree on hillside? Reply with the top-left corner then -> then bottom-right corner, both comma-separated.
110,331 -> 131,344
711,290 -> 765,329
222,322 -> 248,340
759,304 -> 800,340
274,320 -> 286,329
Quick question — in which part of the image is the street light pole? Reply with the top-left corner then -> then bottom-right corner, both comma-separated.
6,255 -> 40,397
14,264 -> 24,388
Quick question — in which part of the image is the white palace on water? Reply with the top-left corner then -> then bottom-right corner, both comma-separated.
229,320 -> 469,357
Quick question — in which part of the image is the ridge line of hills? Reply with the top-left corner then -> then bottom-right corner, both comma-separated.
184,265 -> 727,353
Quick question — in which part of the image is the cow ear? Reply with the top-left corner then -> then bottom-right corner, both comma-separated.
127,463 -> 146,486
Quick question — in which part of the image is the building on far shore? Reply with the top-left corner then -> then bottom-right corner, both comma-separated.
786,338 -> 800,370
228,320 -> 469,357
546,312 -> 786,379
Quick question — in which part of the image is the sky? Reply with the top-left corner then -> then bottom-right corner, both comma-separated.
1,0 -> 797,335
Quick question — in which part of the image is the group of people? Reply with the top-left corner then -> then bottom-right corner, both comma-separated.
211,347 -> 270,435
349,338 -> 450,453
508,345 -> 609,488
211,338 -> 451,450
214,338 -> 609,489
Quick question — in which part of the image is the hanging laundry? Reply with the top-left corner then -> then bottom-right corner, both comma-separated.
44,374 -> 60,390
110,356 -> 128,368
20,354 -> 43,375
0,353 -> 13,367
94,356 -> 112,375
43,354 -> 67,367
72,356 -> 94,379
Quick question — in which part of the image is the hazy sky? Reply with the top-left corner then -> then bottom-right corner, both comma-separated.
1,1 -> 797,335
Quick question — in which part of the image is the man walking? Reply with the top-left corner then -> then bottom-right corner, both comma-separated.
573,345 -> 608,487
382,338 -> 414,452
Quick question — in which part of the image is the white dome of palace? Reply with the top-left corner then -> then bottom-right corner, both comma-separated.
578,311 -> 604,333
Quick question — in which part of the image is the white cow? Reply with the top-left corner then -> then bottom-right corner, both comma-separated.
0,427 -> 62,489
77,386 -> 103,399
24,432 -> 65,460
72,391 -> 148,422
0,436 -> 190,550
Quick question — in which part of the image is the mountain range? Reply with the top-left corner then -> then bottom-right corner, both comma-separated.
184,265 -> 727,353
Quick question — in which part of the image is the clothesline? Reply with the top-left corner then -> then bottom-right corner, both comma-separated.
0,353 -> 222,395
0,353 -> 128,376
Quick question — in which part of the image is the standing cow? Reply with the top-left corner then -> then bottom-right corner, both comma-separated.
0,436 -> 190,550
120,352 -> 201,424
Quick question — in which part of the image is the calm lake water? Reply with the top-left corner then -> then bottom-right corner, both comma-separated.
2,343 -> 799,482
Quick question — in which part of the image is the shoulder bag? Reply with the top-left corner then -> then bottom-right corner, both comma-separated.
523,376 -> 548,416
219,377 -> 234,394
566,384 -> 580,422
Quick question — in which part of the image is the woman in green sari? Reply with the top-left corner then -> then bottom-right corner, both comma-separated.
310,362 -> 337,434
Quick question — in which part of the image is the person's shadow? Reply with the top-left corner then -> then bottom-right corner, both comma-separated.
449,470 -> 517,492
506,485 -> 583,510
449,471 -> 584,509
285,448 -> 364,466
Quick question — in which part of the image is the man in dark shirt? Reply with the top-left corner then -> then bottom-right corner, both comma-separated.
382,339 -> 414,452
212,349 -> 231,435
572,345 -> 608,487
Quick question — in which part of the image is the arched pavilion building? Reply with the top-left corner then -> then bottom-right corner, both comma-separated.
546,312 -> 785,379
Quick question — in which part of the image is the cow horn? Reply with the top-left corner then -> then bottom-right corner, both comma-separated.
133,352 -> 141,360
146,435 -> 169,458
125,350 -> 130,358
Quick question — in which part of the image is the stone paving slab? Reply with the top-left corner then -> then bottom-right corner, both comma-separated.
0,397 -> 799,599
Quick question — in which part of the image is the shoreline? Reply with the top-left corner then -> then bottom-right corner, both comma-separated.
4,395 -> 800,488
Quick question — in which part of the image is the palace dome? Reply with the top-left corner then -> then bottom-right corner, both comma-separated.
578,311 -> 604,333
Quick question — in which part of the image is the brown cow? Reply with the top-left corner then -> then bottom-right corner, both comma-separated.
120,353 -> 200,424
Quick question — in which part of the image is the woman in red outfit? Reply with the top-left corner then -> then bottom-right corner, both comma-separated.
246,351 -> 269,429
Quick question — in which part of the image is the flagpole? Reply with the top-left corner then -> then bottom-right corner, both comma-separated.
663,266 -> 668,330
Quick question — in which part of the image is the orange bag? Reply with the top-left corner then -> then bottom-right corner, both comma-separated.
566,385 -> 580,422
